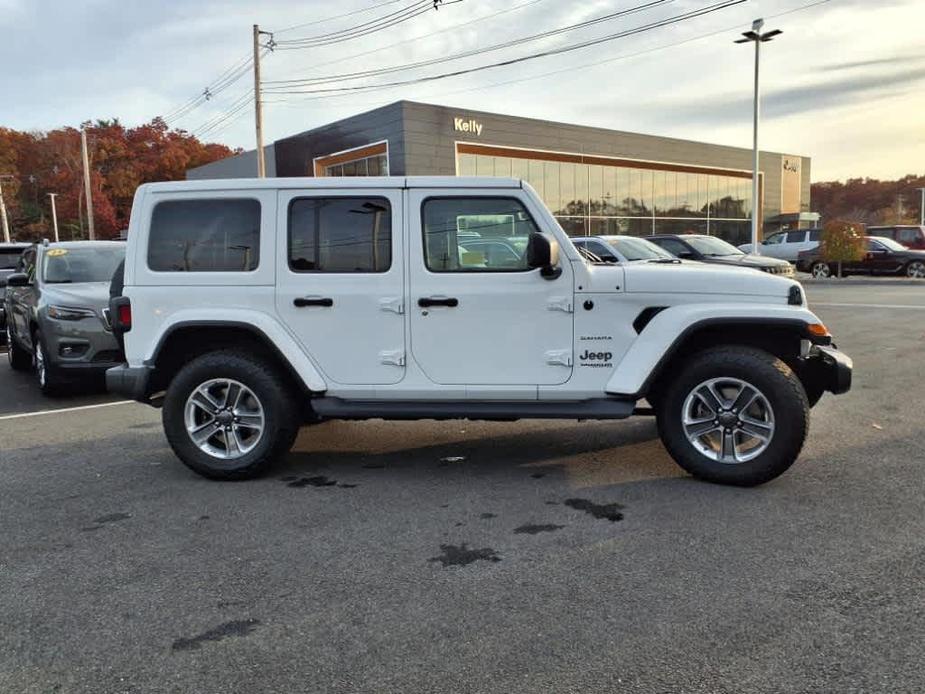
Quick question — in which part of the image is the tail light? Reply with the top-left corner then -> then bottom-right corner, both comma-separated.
110,296 -> 132,334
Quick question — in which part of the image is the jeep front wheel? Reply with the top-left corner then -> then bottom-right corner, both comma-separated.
656,346 -> 810,486
162,351 -> 300,480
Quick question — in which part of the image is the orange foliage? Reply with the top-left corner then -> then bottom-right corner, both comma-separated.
0,119 -> 235,241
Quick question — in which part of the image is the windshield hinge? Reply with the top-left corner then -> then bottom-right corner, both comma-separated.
379,349 -> 405,367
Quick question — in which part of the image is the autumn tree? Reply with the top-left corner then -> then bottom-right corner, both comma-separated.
820,219 -> 865,278
0,120 -> 236,242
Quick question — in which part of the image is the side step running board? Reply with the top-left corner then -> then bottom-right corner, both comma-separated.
310,397 -> 636,421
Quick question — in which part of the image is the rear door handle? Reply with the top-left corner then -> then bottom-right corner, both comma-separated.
293,296 -> 334,308
418,297 -> 458,308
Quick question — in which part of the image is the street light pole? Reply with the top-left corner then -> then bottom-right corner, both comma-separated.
48,193 -> 60,242
0,176 -> 11,243
917,187 -> 925,226
736,19 -> 782,255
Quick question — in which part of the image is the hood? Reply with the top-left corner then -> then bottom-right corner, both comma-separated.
621,260 -> 798,298
40,282 -> 111,312
706,253 -> 790,268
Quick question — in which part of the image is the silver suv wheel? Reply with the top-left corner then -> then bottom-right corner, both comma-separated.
184,378 -> 265,460
35,341 -> 46,388
682,377 -> 776,464
906,260 -> 925,279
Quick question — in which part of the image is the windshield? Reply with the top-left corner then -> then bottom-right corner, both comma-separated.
871,236 -> 906,252
0,250 -> 23,270
686,236 -> 745,257
600,236 -> 676,261
42,246 -> 125,284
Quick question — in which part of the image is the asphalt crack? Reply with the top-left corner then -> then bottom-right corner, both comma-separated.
171,619 -> 260,652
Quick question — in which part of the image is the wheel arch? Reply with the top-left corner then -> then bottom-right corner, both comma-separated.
606,313 -> 825,402
145,320 -> 326,397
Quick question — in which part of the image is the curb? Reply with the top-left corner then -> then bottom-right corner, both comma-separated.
797,277 -> 925,287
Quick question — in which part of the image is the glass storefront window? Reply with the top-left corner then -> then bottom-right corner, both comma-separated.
589,165 -> 603,217
560,163 -> 576,215
527,159 -> 545,199
574,164 -> 589,216
543,161 -> 561,214
476,155 -> 494,176
556,216 -> 588,237
457,152 -> 476,176
602,166 -> 616,216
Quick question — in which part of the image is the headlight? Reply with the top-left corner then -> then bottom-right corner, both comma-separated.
47,305 -> 96,321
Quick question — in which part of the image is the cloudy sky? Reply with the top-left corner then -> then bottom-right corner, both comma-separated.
2,0 -> 923,181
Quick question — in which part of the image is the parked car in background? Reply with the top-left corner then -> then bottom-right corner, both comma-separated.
738,229 -> 821,261
0,242 -> 32,343
648,234 -> 795,276
796,236 -> 925,278
866,225 -> 925,250
571,235 -> 678,263
4,241 -> 126,393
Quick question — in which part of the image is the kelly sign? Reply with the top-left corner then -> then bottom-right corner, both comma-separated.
454,117 -> 483,136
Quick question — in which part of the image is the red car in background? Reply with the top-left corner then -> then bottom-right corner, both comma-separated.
867,225 -> 925,250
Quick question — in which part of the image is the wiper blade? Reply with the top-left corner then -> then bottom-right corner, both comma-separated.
648,258 -> 681,264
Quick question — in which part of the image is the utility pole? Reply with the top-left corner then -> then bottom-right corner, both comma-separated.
0,176 -> 11,243
81,128 -> 96,240
735,19 -> 782,255
253,24 -> 266,178
897,193 -> 904,222
48,193 -> 60,242
917,187 -> 925,226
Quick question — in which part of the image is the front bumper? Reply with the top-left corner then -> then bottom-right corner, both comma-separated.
813,345 -> 853,394
106,364 -> 152,401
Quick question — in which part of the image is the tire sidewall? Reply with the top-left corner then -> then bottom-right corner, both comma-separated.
657,347 -> 809,486
162,351 -> 297,480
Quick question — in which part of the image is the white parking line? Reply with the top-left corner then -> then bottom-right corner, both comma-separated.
0,400 -> 133,421
814,302 -> 925,310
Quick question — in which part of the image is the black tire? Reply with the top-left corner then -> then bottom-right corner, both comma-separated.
656,346 -> 810,487
162,350 -> 300,480
6,324 -> 32,371
32,329 -> 62,395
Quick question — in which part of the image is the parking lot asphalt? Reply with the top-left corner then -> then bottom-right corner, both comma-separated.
1,284 -> 923,694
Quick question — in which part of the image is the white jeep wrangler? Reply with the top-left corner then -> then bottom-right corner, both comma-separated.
107,177 -> 851,486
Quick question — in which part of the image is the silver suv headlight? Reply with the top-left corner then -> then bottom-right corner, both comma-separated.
47,305 -> 96,321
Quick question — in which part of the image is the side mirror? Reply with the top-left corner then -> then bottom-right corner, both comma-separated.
6,273 -> 29,287
527,232 -> 561,279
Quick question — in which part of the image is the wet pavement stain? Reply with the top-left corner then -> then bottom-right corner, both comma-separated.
480,513 -> 497,519
287,476 -> 337,488
338,483 -> 359,488
514,523 -> 565,535
93,513 -> 131,524
198,515 -> 210,521
545,501 -> 560,506
564,498 -> 624,522
362,463 -> 386,469
171,619 -> 260,652
530,473 -> 547,479
429,544 -> 501,567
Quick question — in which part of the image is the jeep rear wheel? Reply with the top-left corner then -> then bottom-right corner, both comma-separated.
656,346 -> 809,486
162,350 -> 300,480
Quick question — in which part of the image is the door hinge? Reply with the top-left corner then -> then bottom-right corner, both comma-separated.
378,297 -> 404,314
545,349 -> 573,367
546,296 -> 573,313
379,349 -> 406,366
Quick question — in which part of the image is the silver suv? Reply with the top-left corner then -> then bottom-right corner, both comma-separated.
5,241 -> 125,393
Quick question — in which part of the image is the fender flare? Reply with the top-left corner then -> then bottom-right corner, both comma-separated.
605,304 -> 823,397
145,312 -> 327,393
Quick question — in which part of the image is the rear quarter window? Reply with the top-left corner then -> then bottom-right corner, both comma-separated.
147,198 -> 261,272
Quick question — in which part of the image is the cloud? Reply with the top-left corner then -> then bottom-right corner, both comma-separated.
819,54 -> 925,72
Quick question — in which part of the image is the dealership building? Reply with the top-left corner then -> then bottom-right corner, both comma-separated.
188,100 -> 817,244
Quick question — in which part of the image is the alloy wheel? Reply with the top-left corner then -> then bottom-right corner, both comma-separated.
34,341 -> 46,388
681,377 -> 776,464
5,325 -> 12,365
183,378 -> 265,460
811,262 -> 831,278
906,261 -> 925,279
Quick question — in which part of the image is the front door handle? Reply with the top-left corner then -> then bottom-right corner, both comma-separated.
418,297 -> 458,308
294,296 -> 334,308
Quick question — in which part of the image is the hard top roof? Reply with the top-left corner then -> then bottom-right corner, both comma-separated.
141,176 -> 524,194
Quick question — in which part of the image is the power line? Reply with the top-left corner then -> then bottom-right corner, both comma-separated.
266,0 -> 547,83
272,0 -> 407,34
275,0 -> 453,49
265,0 -> 674,88
266,0 -> 747,97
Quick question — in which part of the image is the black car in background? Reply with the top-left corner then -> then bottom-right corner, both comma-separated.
1,242 -> 32,343
796,236 -> 925,278
648,234 -> 795,276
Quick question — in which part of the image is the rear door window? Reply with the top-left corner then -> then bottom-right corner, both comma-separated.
898,228 -> 923,244
148,199 -> 261,272
785,231 -> 807,244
